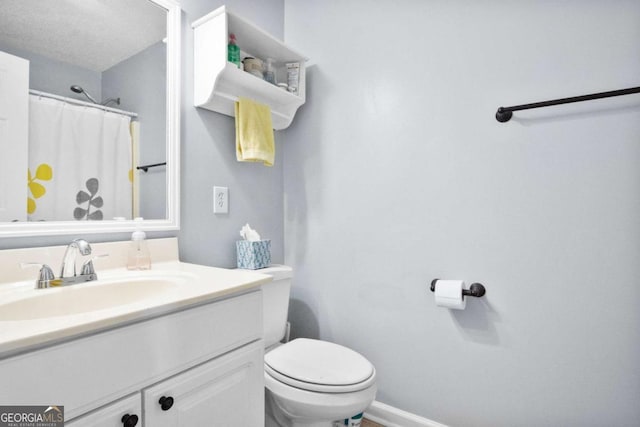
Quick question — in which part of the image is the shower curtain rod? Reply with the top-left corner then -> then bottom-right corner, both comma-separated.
495,85 -> 640,122
29,89 -> 138,118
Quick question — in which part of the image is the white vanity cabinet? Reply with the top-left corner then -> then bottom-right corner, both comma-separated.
0,289 -> 264,426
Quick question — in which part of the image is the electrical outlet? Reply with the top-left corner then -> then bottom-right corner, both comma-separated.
213,186 -> 228,214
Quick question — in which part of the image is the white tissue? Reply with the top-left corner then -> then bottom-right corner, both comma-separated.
434,280 -> 467,310
240,223 -> 261,241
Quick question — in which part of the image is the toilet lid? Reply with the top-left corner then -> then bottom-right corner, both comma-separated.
264,338 -> 376,393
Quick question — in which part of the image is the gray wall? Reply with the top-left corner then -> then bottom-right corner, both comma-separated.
102,41 -> 167,220
283,1 -> 640,426
0,43 -> 101,101
177,0 -> 285,267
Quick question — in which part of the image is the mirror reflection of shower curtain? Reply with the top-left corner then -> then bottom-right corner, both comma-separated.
130,121 -> 140,219
28,95 -> 133,221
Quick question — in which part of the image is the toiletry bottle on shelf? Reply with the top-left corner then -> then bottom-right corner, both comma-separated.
228,33 -> 241,68
264,58 -> 276,84
286,62 -> 300,95
127,218 -> 151,270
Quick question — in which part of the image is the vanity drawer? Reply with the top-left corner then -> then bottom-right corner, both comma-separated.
0,290 -> 262,420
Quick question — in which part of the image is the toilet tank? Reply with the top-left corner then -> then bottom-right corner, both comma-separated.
258,265 -> 293,348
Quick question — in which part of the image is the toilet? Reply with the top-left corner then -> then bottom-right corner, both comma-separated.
259,265 -> 377,427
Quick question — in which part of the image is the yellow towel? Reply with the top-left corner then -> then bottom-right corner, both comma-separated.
235,97 -> 275,166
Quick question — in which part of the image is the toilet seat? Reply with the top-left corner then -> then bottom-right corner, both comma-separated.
264,338 -> 376,393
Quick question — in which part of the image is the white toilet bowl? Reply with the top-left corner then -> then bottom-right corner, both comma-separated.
264,338 -> 377,427
256,266 -> 377,426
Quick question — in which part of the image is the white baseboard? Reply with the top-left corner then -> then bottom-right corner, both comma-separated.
364,401 -> 448,427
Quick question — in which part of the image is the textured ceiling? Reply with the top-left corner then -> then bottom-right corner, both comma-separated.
0,0 -> 166,72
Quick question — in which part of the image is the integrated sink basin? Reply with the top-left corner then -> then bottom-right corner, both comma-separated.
0,273 -> 192,321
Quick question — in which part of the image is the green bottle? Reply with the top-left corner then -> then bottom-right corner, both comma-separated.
228,33 -> 241,68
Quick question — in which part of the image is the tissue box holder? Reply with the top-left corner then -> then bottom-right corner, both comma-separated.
236,240 -> 271,269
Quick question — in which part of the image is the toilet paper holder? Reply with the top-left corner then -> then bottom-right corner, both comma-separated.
430,279 -> 486,298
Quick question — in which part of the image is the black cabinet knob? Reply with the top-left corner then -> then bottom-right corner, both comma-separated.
159,396 -> 174,411
121,414 -> 139,427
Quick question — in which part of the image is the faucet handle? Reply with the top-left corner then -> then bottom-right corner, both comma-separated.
20,262 -> 55,289
80,261 -> 96,276
80,254 -> 108,276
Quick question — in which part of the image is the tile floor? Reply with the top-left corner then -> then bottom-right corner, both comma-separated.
362,419 -> 385,427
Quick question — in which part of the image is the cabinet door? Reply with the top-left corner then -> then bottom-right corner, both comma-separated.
144,341 -> 264,427
65,393 -> 141,427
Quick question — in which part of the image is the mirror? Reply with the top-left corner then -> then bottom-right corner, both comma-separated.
0,0 -> 180,237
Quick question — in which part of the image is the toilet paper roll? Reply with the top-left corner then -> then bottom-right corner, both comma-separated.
434,280 -> 466,310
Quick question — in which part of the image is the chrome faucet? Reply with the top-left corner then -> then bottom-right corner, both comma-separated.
60,239 -> 92,278
52,238 -> 100,286
25,239 -> 106,288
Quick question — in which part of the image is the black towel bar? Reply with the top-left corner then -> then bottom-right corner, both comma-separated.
496,86 -> 640,122
136,162 -> 166,172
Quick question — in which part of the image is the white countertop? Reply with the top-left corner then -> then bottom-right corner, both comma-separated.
0,239 -> 272,357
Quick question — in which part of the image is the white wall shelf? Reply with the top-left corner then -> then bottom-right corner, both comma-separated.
192,6 -> 308,130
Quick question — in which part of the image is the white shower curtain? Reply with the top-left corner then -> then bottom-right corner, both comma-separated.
28,95 -> 133,221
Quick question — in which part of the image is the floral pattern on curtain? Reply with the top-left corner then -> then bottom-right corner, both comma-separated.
27,95 -> 133,221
